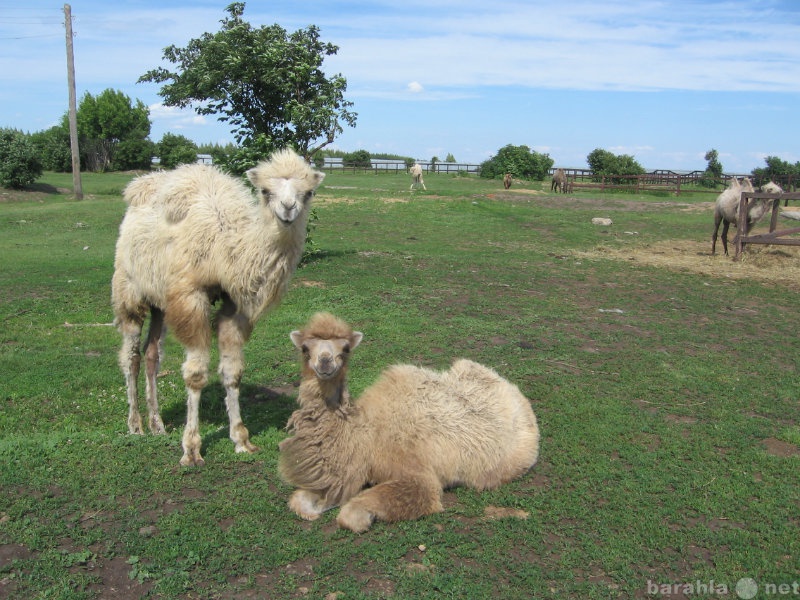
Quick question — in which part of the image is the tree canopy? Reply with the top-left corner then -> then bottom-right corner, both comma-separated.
139,2 -> 357,160
479,144 -> 553,181
751,155 -> 800,190
70,89 -> 152,171
701,148 -> 723,188
586,148 -> 645,183
158,133 -> 198,169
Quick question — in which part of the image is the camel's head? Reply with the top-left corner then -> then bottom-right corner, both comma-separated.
291,313 -> 363,382
247,149 -> 325,227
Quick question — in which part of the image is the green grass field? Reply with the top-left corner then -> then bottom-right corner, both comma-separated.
1,170 -> 798,599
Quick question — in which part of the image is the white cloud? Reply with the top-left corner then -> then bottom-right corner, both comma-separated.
149,103 -> 208,130
329,0 -> 800,93
407,81 -> 424,93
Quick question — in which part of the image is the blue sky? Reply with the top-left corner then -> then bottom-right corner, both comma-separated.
1,0 -> 798,172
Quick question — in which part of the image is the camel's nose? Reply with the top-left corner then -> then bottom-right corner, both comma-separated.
316,353 -> 335,375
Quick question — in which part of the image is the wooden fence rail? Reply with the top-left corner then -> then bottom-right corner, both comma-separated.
733,192 -> 800,259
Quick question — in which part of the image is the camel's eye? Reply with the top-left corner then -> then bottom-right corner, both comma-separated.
303,190 -> 314,203
301,344 -> 309,355
342,344 -> 350,354
261,188 -> 271,200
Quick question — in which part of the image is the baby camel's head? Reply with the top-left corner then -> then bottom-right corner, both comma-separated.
290,313 -> 363,381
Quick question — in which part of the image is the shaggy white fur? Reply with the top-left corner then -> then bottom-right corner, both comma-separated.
279,312 -> 540,532
112,149 -> 324,466
409,163 -> 426,190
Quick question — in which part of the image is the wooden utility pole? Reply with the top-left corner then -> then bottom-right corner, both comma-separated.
64,4 -> 83,199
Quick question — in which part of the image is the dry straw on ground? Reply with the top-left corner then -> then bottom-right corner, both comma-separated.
575,240 -> 800,291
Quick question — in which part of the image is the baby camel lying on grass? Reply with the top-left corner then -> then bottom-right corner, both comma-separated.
278,312 -> 541,532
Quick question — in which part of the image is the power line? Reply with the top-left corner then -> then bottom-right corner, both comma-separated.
0,5 -> 64,40
0,33 -> 61,39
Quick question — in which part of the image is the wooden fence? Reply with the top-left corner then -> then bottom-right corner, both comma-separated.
549,169 -> 798,196
320,159 -> 480,174
733,191 -> 800,259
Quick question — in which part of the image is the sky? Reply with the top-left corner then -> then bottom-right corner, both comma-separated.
1,0 -> 799,173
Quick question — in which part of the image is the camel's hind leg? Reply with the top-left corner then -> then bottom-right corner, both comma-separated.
711,214 -> 723,255
720,221 -> 731,256
143,308 -> 166,434
117,314 -> 144,435
337,476 -> 443,533
216,296 -> 257,455
167,288 -> 213,467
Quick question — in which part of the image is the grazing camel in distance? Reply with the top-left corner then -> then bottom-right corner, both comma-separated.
503,173 -> 512,189
551,168 -> 567,194
410,163 -> 426,190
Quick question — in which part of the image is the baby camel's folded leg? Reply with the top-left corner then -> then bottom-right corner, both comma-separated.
289,489 -> 336,521
337,478 -> 443,533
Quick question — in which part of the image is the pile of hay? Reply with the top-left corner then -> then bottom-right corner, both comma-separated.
575,239 -> 800,290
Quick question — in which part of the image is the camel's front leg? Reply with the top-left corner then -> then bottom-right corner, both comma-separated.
217,306 -> 257,455
180,348 -> 209,466
337,477 -> 444,533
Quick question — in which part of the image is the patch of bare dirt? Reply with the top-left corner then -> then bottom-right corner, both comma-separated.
86,556 -> 154,599
0,183 -> 66,202
763,437 -> 800,457
483,506 -> 530,520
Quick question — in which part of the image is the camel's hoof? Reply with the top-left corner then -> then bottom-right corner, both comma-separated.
149,418 -> 166,435
235,441 -> 259,454
128,420 -> 144,435
179,453 -> 205,467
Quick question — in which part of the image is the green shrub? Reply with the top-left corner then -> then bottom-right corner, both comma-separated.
342,149 -> 371,169
479,144 -> 553,180
0,128 -> 42,189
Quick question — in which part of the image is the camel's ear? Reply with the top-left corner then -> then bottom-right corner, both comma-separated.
351,331 -> 363,350
290,331 -> 304,350
245,167 -> 259,187
312,171 -> 325,189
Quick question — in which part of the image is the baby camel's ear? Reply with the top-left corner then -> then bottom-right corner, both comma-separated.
351,331 -> 364,350
290,331 -> 304,350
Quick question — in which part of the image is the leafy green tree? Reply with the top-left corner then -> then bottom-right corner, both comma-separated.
72,89 -> 151,171
700,148 -> 723,188
0,129 -> 42,188
342,149 -> 371,169
586,148 -> 645,183
198,142 -> 237,165
139,2 -> 357,166
751,155 -> 799,190
445,153 -> 456,163
30,126 -> 72,172
479,144 -> 553,180
158,133 -> 198,169
117,138 -> 155,171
